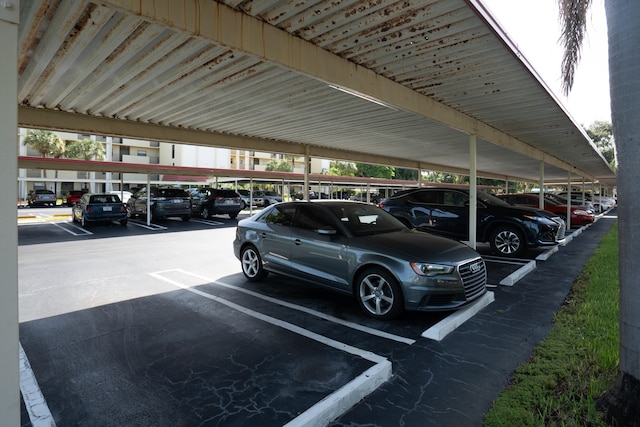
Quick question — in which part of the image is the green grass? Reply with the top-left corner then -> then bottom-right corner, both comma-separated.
484,223 -> 619,426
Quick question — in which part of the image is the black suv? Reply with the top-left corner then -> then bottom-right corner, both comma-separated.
189,188 -> 243,219
378,187 -> 565,257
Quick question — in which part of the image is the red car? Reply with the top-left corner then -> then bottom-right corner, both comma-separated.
66,190 -> 88,206
497,193 -> 594,227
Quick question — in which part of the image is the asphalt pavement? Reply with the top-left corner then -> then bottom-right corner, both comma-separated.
17,208 -> 618,426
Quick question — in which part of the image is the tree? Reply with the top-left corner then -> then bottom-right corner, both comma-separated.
559,0 -> 640,422
329,161 -> 357,176
264,159 -> 293,172
23,129 -> 65,180
585,120 -> 616,168
64,138 -> 106,161
355,162 -> 394,179
394,167 -> 418,181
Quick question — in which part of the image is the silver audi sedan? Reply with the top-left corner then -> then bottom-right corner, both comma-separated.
233,200 -> 487,320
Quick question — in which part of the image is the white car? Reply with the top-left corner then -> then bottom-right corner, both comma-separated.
255,191 -> 283,206
109,190 -> 133,203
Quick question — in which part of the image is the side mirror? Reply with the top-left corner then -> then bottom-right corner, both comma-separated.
316,227 -> 337,235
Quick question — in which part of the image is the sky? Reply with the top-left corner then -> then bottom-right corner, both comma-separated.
481,0 -> 610,126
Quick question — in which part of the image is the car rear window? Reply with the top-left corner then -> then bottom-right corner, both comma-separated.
90,195 -> 120,203
158,188 -> 188,197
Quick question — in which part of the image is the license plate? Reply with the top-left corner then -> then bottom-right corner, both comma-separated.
103,206 -> 112,211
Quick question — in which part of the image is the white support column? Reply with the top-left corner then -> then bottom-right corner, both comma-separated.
468,134 -> 477,250
304,145 -> 310,200
105,137 -> 113,192
539,161 -> 545,209
146,175 -> 151,226
567,171 -> 572,229
0,1 -> 19,424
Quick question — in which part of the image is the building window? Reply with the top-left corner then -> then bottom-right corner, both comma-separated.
171,144 -> 175,159
137,150 -> 147,156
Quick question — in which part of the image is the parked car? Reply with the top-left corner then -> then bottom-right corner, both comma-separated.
378,187 -> 566,258
108,190 -> 133,204
237,189 -> 263,209
496,193 -> 594,227
71,193 -> 127,227
27,189 -> 57,207
255,190 -> 283,206
234,200 -> 487,319
190,188 -> 243,219
127,187 -> 191,221
555,191 -> 600,212
544,192 -> 596,213
66,189 -> 88,206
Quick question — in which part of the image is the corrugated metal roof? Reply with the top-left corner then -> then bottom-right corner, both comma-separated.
16,0 -> 615,186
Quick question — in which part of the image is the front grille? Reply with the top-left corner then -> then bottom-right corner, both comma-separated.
551,216 -> 566,240
458,257 -> 487,300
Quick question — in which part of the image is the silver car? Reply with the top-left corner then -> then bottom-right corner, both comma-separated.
233,200 -> 487,320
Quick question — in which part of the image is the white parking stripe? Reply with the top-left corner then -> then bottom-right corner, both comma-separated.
149,271 -> 392,427
189,219 -> 225,226
51,222 -> 92,236
127,221 -> 167,230
156,268 -> 415,345
20,343 -> 57,427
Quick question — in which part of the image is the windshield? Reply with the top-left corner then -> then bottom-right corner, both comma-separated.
477,190 -> 512,207
326,203 -> 406,236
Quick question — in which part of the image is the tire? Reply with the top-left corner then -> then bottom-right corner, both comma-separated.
181,215 -> 190,222
240,245 -> 268,282
81,215 -> 89,228
229,212 -> 238,219
490,226 -> 525,257
120,219 -> 128,226
263,199 -> 270,207
71,211 -> 78,223
201,206 -> 210,219
355,267 -> 404,320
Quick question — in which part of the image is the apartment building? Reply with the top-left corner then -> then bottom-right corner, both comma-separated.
18,130 -> 326,202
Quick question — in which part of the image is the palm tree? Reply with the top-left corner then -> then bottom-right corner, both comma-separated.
22,129 -> 65,178
23,129 -> 66,197
64,138 -> 106,161
559,0 -> 640,422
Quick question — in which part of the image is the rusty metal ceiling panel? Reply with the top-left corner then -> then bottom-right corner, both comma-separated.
15,0 -> 615,185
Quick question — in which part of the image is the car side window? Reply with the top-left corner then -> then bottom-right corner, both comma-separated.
410,190 -> 441,204
294,205 -> 336,231
442,191 -> 468,206
263,205 -> 295,226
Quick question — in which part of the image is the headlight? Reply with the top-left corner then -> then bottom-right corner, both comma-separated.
573,209 -> 590,216
411,262 -> 454,277
523,214 -> 556,225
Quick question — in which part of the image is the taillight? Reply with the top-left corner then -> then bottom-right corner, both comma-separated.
86,206 -> 92,213
120,204 -> 126,212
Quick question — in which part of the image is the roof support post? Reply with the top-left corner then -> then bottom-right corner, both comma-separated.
304,145 -> 310,200
539,161 -> 545,209
0,1 -> 19,424
468,134 -> 477,250
146,175 -> 151,226
567,171 -> 572,229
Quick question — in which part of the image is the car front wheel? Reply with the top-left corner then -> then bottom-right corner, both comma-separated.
356,268 -> 404,320
201,206 -> 210,219
490,226 -> 525,257
240,245 -> 268,281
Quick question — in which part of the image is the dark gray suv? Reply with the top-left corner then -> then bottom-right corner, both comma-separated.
379,187 -> 565,257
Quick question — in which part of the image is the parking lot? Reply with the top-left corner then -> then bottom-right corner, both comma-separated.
17,206 -> 617,426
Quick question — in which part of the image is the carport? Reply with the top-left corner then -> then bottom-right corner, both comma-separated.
1,0 -> 616,423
